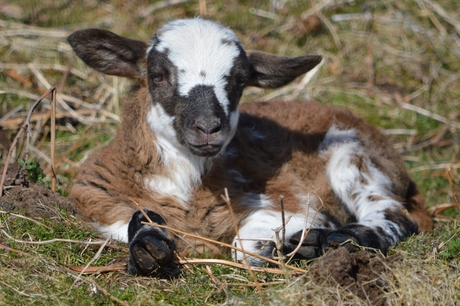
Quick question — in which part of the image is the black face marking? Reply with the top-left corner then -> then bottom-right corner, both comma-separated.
224,46 -> 251,113
200,71 -> 206,78
146,46 -> 178,117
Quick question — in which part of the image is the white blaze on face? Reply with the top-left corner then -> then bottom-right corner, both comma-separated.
152,19 -> 241,115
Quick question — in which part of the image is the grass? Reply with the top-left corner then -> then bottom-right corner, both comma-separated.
1,0 -> 459,305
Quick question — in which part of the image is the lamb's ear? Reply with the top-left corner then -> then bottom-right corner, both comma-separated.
247,51 -> 322,88
67,29 -> 147,80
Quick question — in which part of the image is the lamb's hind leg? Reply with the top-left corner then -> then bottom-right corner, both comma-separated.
291,129 -> 418,257
127,210 -> 181,278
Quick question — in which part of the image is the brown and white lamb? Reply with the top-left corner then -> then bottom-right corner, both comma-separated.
67,18 -> 432,278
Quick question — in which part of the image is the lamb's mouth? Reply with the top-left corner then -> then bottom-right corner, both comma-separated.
188,143 -> 223,157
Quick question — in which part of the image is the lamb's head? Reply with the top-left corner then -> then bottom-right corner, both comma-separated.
145,19 -> 249,157
68,18 -> 322,157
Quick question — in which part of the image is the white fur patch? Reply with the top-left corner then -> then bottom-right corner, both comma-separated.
147,102 -> 179,147
232,197 -> 322,263
152,18 -> 241,114
95,221 -> 129,242
322,126 -> 404,244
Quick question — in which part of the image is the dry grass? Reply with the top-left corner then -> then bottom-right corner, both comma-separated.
268,259 -> 459,305
1,0 -> 459,305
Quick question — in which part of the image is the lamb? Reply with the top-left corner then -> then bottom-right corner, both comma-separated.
67,18 -> 432,278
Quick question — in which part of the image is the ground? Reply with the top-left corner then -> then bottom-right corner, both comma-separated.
309,247 -> 396,305
0,163 -> 80,218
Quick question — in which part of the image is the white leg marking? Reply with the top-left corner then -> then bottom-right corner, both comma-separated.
95,221 -> 129,243
322,125 -> 404,244
232,197 -> 322,263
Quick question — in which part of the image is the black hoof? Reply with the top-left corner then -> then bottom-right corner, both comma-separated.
289,228 -> 365,259
289,228 -> 332,259
128,209 -> 168,242
325,232 -> 360,253
127,210 -> 181,278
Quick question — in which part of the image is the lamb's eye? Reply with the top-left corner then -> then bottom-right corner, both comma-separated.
152,73 -> 164,84
238,77 -> 249,87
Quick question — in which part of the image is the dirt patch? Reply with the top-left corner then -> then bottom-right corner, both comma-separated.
309,247 -> 402,305
0,162 -> 80,219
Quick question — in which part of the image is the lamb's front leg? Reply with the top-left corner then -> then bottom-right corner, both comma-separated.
232,204 -> 324,266
127,210 -> 181,278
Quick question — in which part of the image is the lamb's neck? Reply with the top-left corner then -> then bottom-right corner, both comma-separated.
145,136 -> 215,206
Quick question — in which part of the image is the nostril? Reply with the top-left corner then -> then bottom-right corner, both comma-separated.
208,121 -> 221,134
194,118 -> 221,135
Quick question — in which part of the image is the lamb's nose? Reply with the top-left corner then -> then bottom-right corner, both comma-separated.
193,117 -> 221,135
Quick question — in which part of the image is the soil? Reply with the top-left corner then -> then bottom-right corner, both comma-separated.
309,247 -> 401,305
0,162 -> 80,218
